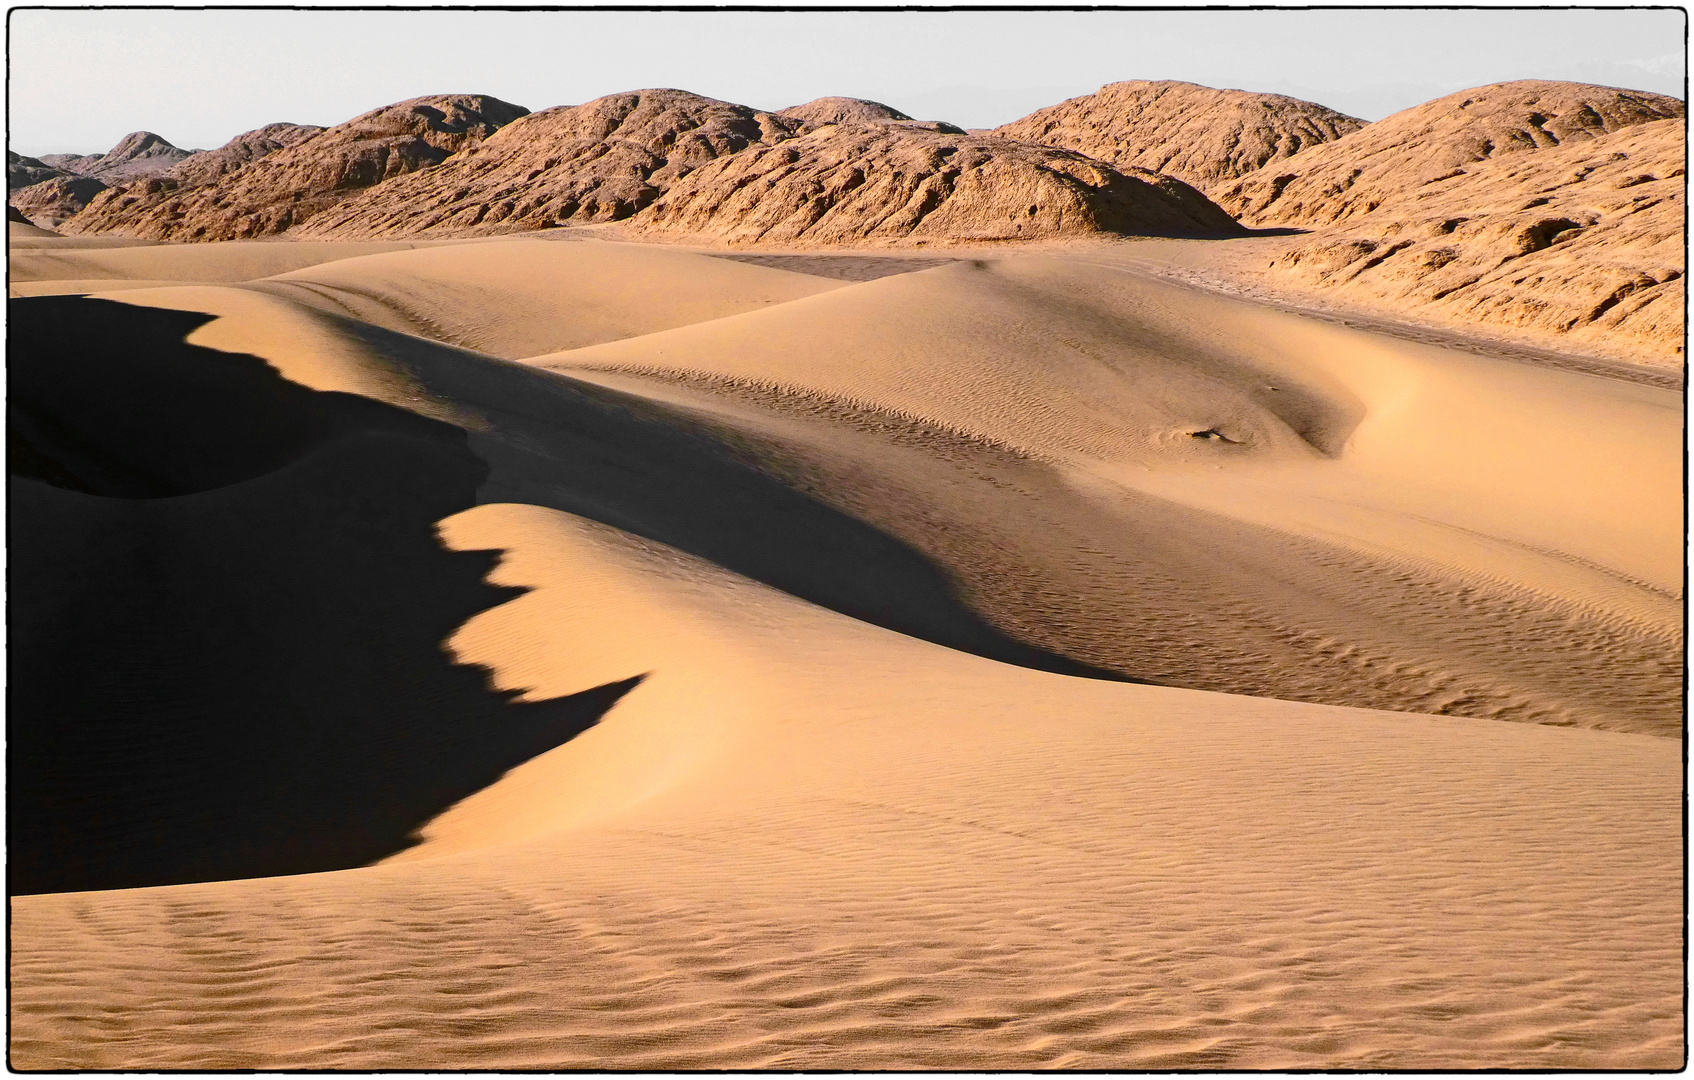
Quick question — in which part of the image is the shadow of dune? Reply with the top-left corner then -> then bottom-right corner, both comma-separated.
8,297 -> 645,895
10,294 -> 1121,893
323,314 -> 1125,683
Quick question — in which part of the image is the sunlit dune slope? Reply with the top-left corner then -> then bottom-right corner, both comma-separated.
242,240 -> 845,357
7,235 -> 1683,1070
534,255 -> 1681,732
8,238 -> 435,287
11,497 -> 1683,1069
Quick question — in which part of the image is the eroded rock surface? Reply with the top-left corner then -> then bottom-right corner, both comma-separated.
61,96 -> 525,241
631,123 -> 1243,246
1268,117 -> 1686,362
995,80 -> 1364,194
296,89 -> 805,239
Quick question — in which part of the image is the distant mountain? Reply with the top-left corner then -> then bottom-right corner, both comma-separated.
61,96 -> 526,241
40,131 -> 200,185
8,151 -> 71,190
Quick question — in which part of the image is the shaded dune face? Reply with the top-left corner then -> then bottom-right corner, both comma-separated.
8,296 -> 1124,892
8,297 -> 644,894
324,313 -> 1123,683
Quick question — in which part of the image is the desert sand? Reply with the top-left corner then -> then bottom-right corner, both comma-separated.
8,65 -> 1686,1071
8,214 -> 1682,1068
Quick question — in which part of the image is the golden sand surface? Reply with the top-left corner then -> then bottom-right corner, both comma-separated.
8,228 -> 1683,1069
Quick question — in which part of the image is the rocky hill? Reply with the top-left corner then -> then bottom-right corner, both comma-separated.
630,122 -> 1242,246
40,132 -> 199,184
9,175 -> 109,228
1267,116 -> 1686,362
294,89 -> 807,239
994,80 -> 1364,194
162,122 -> 325,188
60,96 -> 525,241
8,152 -> 71,190
1214,80 -> 1684,227
777,96 -> 914,125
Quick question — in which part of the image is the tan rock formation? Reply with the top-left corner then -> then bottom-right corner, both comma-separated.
1268,117 -> 1685,362
630,123 -> 1242,246
295,89 -> 806,239
1214,80 -> 1684,227
10,175 -> 109,228
61,96 -> 526,241
776,96 -> 914,124
995,80 -> 1364,194
163,122 -> 326,188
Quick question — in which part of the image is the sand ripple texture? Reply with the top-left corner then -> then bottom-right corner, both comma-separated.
11,659 -> 1683,1069
8,232 -> 1684,1070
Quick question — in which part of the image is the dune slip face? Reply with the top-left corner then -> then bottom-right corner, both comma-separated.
7,200 -> 1684,1069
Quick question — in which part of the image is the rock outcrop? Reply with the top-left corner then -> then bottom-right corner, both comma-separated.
8,152 -> 71,190
40,132 -> 198,184
630,123 -> 1243,246
61,96 -> 526,241
295,89 -> 806,239
9,175 -> 109,228
777,96 -> 913,125
1215,80 -> 1684,227
1268,117 -> 1686,362
995,80 -> 1364,195
162,122 -> 325,188
778,96 -> 965,135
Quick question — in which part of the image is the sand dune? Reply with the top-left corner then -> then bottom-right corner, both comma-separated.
532,255 -> 1679,732
10,496 -> 1682,1068
9,237 -> 439,287
994,80 -> 1363,193
243,239 -> 845,357
7,225 -> 1682,1069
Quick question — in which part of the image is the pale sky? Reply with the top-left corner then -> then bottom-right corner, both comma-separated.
7,6 -> 1687,157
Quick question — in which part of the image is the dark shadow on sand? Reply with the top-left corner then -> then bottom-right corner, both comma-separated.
327,314 -> 1125,684
8,297 -> 644,895
9,295 -> 1124,894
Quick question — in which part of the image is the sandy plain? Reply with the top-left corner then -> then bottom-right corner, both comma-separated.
7,223 -> 1684,1069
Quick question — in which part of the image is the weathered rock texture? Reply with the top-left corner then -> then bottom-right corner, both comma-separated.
1214,80 -> 1684,227
777,96 -> 967,135
995,80 -> 1365,194
8,152 -> 71,190
61,96 -> 525,241
630,123 -> 1243,246
10,175 -> 110,228
295,90 -> 806,239
1269,117 -> 1686,362
777,96 -> 913,125
162,122 -> 326,188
